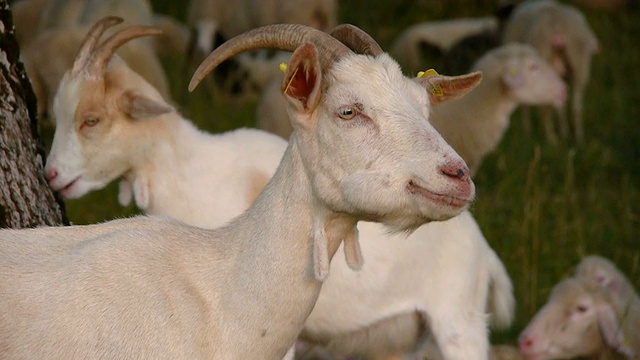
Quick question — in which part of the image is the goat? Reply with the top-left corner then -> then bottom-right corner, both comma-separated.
0,18 -> 479,359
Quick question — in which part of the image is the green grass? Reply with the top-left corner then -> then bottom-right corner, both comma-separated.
55,0 -> 639,347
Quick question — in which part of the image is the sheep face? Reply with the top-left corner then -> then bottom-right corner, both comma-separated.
477,44 -> 567,109
518,278 -> 625,360
282,47 -> 480,232
45,58 -> 173,199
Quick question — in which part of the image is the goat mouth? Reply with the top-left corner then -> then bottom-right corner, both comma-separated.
407,180 -> 468,208
58,176 -> 81,195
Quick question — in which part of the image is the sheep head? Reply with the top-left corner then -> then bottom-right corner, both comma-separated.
518,277 -> 635,360
190,24 -> 481,232
45,16 -> 173,199
475,43 -> 567,109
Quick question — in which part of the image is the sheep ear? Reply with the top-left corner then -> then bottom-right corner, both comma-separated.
597,304 -> 636,358
418,71 -> 483,106
119,91 -> 175,120
281,43 -> 322,118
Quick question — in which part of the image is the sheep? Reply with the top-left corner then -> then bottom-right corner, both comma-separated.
0,19 -> 481,359
260,43 -> 568,174
389,17 -> 498,76
502,0 -> 600,145
576,255 -> 640,312
185,0 -> 337,99
518,275 -> 639,360
430,43 -> 567,174
303,210 -> 515,360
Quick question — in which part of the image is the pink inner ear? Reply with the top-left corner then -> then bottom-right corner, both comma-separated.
285,64 -> 317,110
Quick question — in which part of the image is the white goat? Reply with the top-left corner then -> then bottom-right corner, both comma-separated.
390,17 -> 498,76
0,19 -> 480,359
518,267 -> 640,359
503,0 -> 599,145
430,43 -> 567,174
46,22 -> 510,360
43,24 -> 286,228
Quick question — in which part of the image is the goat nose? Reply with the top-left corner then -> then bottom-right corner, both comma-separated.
439,162 -> 470,182
45,167 -> 58,182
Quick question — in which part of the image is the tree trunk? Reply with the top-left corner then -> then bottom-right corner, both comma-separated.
0,0 -> 67,228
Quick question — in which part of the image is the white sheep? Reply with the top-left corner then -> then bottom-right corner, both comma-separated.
503,0 -> 600,145
576,255 -> 640,313
0,19 -> 480,359
430,43 -> 567,174
303,210 -> 515,360
259,43 -> 568,174
518,274 -> 639,360
389,17 -> 498,76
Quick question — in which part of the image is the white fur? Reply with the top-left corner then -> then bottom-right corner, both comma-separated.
503,0 -> 599,145
430,43 -> 567,174
303,210 -> 514,360
2,22 -> 476,357
519,257 -> 640,360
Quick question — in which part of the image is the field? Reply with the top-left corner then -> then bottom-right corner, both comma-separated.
46,0 -> 638,346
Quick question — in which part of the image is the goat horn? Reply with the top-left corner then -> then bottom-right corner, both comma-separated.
330,24 -> 383,56
89,25 -> 163,76
72,16 -> 123,75
189,24 -> 352,92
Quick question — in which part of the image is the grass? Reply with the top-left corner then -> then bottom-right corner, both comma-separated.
53,0 -> 639,347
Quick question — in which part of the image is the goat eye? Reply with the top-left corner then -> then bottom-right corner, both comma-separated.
84,117 -> 99,127
576,304 -> 589,313
338,107 -> 357,120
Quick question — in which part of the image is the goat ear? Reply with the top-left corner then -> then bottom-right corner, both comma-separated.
281,43 -> 322,117
418,71 -> 483,106
119,91 -> 175,120
597,304 -> 636,358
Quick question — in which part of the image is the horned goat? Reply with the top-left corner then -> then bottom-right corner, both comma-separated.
503,0 -> 599,145
0,19 -> 479,359
519,259 -> 640,360
45,22 -> 510,360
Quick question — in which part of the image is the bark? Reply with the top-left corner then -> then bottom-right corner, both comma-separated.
0,0 -> 67,228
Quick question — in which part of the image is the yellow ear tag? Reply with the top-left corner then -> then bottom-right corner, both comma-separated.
279,62 -> 288,72
418,68 -> 443,97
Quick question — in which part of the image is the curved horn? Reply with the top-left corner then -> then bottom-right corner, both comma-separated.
72,16 -> 123,75
189,24 -> 353,92
88,25 -> 163,76
330,24 -> 383,56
